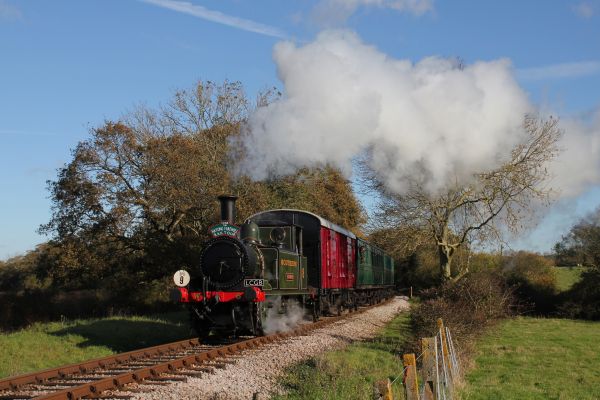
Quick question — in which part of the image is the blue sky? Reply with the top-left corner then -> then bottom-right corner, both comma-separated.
0,0 -> 599,259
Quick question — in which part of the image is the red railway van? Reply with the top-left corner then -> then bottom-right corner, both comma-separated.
320,227 -> 356,289
247,209 -> 357,291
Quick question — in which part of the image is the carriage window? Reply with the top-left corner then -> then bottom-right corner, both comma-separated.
295,226 -> 303,255
259,226 -> 293,250
348,239 -> 352,265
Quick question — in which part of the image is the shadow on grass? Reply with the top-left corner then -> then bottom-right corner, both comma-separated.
360,313 -> 413,355
51,313 -> 194,353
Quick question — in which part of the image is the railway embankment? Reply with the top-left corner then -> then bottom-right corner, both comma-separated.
0,297 -> 406,399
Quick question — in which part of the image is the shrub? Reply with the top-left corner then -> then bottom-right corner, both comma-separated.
0,278 -> 179,331
468,252 -> 502,272
411,271 -> 516,361
501,251 -> 557,314
396,250 -> 442,290
558,268 -> 600,320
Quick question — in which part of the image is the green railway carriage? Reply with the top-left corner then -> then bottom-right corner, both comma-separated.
384,253 -> 394,286
357,239 -> 394,287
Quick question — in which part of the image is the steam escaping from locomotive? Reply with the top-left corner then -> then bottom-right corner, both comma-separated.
262,298 -> 307,334
241,30 -> 533,194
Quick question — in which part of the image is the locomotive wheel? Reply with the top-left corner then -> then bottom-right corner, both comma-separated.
252,302 -> 266,336
312,300 -> 321,322
352,294 -> 358,311
335,296 -> 343,316
192,318 -> 211,341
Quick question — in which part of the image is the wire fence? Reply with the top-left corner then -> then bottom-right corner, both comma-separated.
373,318 -> 461,400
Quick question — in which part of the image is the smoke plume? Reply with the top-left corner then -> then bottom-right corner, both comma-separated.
242,30 -> 534,194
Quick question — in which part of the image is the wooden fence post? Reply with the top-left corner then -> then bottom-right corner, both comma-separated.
437,318 -> 453,381
403,353 -> 420,400
421,337 -> 437,400
372,379 -> 393,400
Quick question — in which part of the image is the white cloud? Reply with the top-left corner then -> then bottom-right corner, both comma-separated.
312,0 -> 433,27
0,0 -> 22,21
573,2 -> 595,19
517,61 -> 600,81
240,30 -> 532,195
140,0 -> 287,39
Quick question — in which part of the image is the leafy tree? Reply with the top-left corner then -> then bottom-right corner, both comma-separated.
0,244 -> 52,291
259,166 -> 366,230
554,207 -> 600,268
40,84 -> 246,281
366,116 -> 562,281
39,80 -> 364,290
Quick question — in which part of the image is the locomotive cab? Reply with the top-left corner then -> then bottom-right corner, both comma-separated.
254,225 -> 308,292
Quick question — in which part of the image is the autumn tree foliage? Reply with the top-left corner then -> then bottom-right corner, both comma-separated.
38,80 -> 364,290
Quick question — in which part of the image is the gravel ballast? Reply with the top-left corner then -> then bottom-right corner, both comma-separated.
127,297 -> 409,400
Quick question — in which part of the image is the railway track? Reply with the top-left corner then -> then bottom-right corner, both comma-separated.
0,299 -> 391,400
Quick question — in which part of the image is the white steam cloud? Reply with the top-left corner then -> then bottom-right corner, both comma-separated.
242,30 -> 533,194
550,109 -> 600,198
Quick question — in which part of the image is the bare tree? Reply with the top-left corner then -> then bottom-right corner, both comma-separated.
367,116 -> 562,281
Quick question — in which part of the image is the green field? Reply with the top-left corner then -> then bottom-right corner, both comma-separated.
0,312 -> 192,378
461,317 -> 600,400
553,266 -> 586,292
274,312 -> 412,400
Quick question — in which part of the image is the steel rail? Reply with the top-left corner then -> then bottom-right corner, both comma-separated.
0,338 -> 203,392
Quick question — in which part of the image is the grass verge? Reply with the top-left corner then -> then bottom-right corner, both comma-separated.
273,311 -> 412,400
0,311 -> 193,378
460,316 -> 600,400
554,266 -> 586,292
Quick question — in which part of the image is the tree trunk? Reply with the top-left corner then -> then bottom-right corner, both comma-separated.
439,246 -> 453,281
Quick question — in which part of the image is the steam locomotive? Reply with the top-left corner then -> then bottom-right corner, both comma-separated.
171,195 -> 395,338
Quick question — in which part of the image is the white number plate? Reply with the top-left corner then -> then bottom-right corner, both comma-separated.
244,279 -> 264,287
173,270 -> 191,287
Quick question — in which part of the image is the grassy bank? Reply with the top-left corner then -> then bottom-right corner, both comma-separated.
460,317 -> 600,400
0,312 -> 192,378
274,312 -> 412,400
554,266 -> 586,292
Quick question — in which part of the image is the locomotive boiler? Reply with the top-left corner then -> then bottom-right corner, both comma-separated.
172,195 -> 395,338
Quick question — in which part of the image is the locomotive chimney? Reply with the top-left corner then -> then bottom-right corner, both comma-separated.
217,195 -> 238,224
